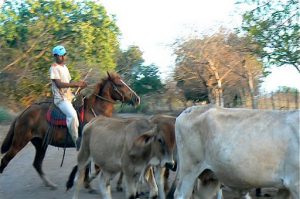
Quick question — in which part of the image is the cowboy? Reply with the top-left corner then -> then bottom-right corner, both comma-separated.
49,45 -> 87,149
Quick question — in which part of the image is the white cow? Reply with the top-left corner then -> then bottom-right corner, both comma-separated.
174,105 -> 300,199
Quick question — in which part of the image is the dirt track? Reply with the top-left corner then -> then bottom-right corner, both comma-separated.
0,122 -> 277,199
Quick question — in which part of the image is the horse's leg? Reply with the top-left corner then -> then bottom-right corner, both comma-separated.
31,138 -> 57,189
0,134 -> 30,173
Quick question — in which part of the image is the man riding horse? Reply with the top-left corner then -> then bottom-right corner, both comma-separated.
0,45 -> 140,189
50,45 -> 87,149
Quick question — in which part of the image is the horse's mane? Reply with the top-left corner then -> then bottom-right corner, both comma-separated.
80,72 -> 120,99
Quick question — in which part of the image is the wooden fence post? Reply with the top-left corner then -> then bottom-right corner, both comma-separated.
295,90 -> 299,109
271,92 -> 275,110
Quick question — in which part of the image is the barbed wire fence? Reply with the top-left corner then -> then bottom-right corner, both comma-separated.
236,90 -> 299,110
122,90 -> 299,115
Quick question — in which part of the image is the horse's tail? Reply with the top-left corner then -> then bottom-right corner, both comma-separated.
1,117 -> 17,154
66,165 -> 78,191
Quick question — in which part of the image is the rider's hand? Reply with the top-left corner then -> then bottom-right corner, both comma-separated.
77,81 -> 87,88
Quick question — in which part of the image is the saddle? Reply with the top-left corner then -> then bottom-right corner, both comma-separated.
46,95 -> 85,127
46,103 -> 84,127
44,96 -> 86,152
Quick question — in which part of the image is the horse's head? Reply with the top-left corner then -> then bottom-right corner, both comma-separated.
94,72 -> 140,106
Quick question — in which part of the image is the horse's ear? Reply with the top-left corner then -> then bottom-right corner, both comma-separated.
107,71 -> 112,80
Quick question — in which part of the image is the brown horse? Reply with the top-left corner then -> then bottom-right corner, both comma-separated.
0,72 -> 140,189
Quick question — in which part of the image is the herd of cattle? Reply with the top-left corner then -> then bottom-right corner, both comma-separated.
1,104 -> 299,199
67,104 -> 299,199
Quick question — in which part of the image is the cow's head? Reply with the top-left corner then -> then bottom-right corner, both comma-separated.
130,121 -> 175,167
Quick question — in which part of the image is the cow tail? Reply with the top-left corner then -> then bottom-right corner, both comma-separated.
66,165 -> 78,191
1,117 -> 17,154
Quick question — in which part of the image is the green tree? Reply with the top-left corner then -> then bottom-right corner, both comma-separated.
116,45 -> 144,84
116,46 -> 164,95
132,64 -> 164,95
0,0 -> 120,106
237,0 -> 299,72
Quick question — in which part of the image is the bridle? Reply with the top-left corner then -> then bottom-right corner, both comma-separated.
90,78 -> 139,117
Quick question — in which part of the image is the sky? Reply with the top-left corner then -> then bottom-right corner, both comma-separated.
101,0 -> 300,92
0,0 -> 298,92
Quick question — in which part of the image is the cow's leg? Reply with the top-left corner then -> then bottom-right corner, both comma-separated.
164,167 -> 170,192
98,170 -> 113,199
72,167 -> 85,199
288,175 -> 300,199
123,173 -> 139,199
174,162 -> 209,199
192,177 -> 221,199
256,188 -> 262,197
174,172 -> 198,199
31,138 -> 57,189
273,189 -> 290,199
240,192 -> 251,199
116,172 -> 124,192
144,166 -> 159,198
216,189 -> 223,199
152,166 -> 165,199
288,185 -> 299,199
87,164 -> 101,184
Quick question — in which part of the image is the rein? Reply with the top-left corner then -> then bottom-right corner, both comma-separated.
94,94 -> 116,104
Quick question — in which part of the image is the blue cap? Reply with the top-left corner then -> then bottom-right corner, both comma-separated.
52,45 -> 66,56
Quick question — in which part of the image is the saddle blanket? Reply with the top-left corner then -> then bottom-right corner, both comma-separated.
46,105 -> 84,126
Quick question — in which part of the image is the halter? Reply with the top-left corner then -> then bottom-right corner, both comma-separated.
90,77 -> 139,117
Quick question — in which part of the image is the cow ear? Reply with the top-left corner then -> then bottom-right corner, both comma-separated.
129,126 -> 157,157
133,127 -> 156,147
139,133 -> 155,145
